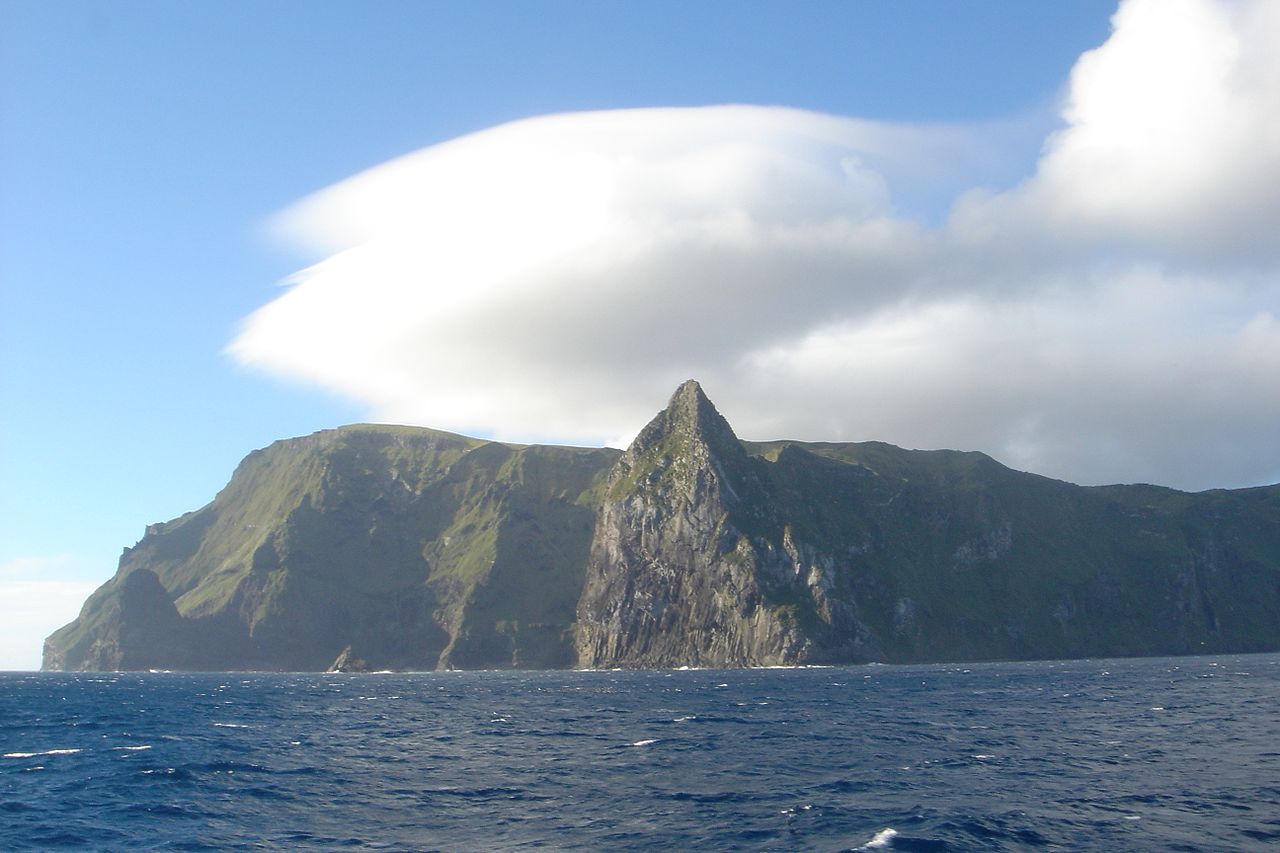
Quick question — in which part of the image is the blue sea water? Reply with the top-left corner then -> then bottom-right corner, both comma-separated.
2,655 -> 1279,851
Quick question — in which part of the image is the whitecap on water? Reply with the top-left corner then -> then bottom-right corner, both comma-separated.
3,748 -> 82,758
857,827 -> 898,849
110,745 -> 152,751
630,739 -> 657,747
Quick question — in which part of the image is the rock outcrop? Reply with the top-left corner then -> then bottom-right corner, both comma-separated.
327,645 -> 371,673
43,382 -> 1280,671
576,380 -> 868,667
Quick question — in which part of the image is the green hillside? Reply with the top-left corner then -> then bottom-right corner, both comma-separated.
45,385 -> 1280,671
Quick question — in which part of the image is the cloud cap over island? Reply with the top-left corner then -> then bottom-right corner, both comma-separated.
230,0 -> 1280,492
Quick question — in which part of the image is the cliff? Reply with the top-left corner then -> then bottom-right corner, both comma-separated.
44,425 -> 617,671
576,380 -> 872,667
44,383 -> 1280,671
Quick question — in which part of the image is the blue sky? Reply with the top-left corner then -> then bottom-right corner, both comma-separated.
4,1 -> 1277,670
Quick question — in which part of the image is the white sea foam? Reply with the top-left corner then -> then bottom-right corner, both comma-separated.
672,715 -> 696,723
630,739 -> 657,747
858,827 -> 898,849
780,804 -> 815,815
111,745 -> 152,751
3,748 -> 82,758
212,722 -> 250,728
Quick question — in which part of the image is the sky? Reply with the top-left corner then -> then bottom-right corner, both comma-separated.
3,0 -> 1277,670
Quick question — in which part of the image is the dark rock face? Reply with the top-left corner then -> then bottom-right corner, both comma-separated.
577,382 -> 792,666
43,383 -> 1280,672
41,568 -> 192,672
327,645 -> 371,673
577,382 -> 1280,667
576,381 -> 869,667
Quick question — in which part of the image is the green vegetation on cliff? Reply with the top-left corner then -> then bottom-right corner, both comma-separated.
44,384 -> 1280,672
44,426 -> 617,671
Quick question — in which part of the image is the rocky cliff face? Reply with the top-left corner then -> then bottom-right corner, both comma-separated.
44,383 -> 1280,671
578,381 -> 811,667
577,381 -> 1280,667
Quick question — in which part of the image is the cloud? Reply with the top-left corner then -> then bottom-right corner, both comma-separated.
954,0 -> 1280,262
233,107 -> 951,442
231,0 -> 1280,491
735,270 -> 1280,490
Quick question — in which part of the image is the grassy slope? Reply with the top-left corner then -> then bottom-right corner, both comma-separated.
46,423 -> 1280,670
745,439 -> 1280,661
46,425 -> 618,671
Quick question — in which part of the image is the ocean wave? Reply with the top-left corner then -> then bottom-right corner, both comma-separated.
856,827 -> 897,849
2,656 -> 1275,851
3,748 -> 82,758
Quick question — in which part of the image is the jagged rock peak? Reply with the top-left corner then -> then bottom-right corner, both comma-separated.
628,379 -> 742,461
668,379 -> 722,425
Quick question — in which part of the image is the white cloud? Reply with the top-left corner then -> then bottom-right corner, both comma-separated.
232,107 -> 947,442
231,0 -> 1280,491
731,269 -> 1280,488
955,0 -> 1280,262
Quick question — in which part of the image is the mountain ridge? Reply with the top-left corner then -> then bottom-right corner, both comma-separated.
44,382 -> 1280,671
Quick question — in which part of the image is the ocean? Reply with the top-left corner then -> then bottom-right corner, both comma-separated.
3,655 -> 1278,851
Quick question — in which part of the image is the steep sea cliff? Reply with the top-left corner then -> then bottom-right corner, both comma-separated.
45,382 -> 1280,671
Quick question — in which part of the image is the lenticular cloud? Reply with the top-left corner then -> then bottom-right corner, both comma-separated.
231,107 -> 938,440
231,0 -> 1280,491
